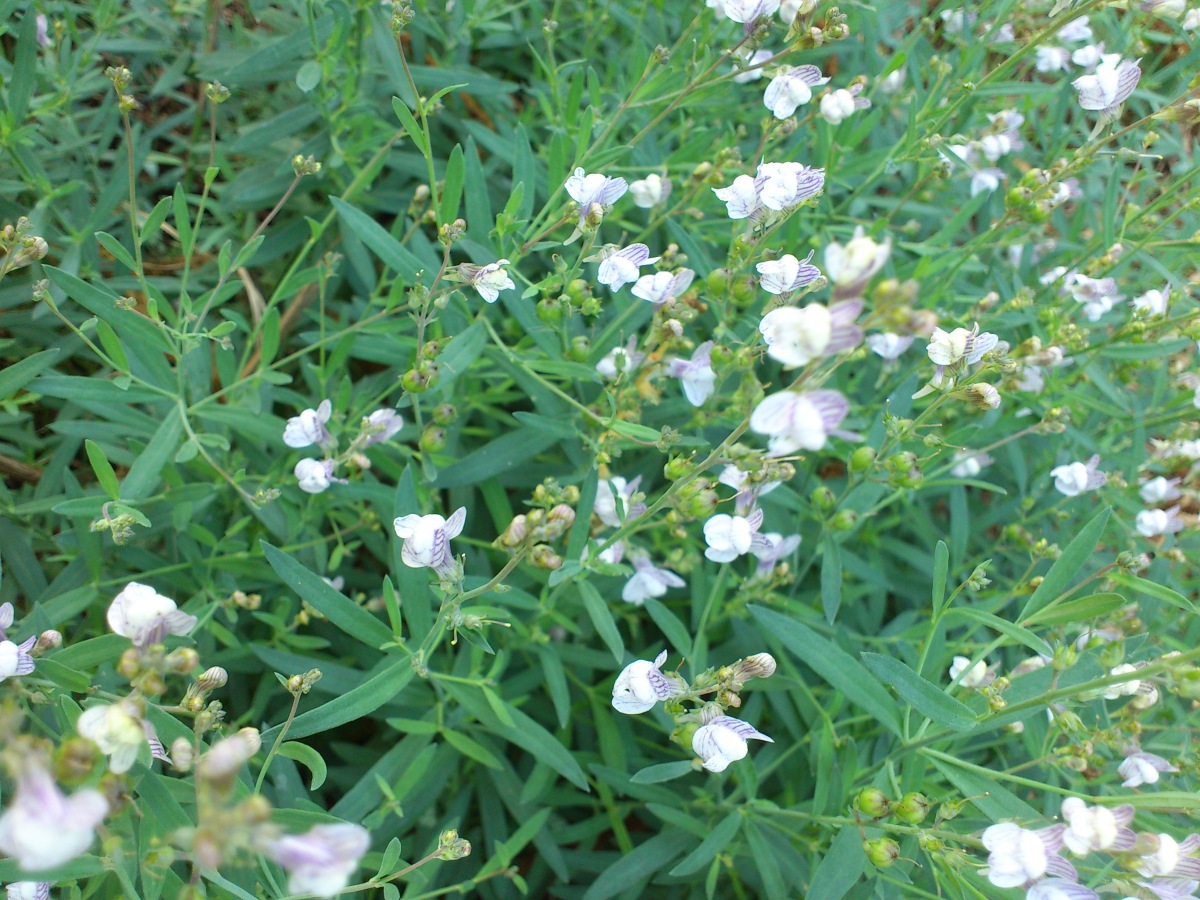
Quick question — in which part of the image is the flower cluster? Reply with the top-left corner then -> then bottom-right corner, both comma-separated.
284,400 -> 404,493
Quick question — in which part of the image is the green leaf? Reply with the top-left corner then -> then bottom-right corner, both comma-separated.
261,657 -> 413,743
860,652 -> 977,731
931,540 -> 949,617
122,409 -> 184,502
820,536 -> 842,623
7,10 -> 37,121
946,607 -> 1053,657
745,819 -> 786,898
390,96 -> 428,155
439,143 -> 465,223
580,581 -> 623,664
35,658 -> 92,693
330,196 -> 429,285
1018,507 -> 1110,622
441,728 -> 503,769
84,440 -> 121,502
463,136 -> 494,250
1107,572 -> 1196,612
262,541 -> 392,649
94,231 -> 139,273
670,811 -> 742,877
277,741 -> 328,790
749,606 -> 903,737
642,597 -> 693,659
476,808 -> 552,877
629,760 -> 695,783
431,426 -> 561,488
0,348 -> 60,400
1024,592 -> 1127,627
806,824 -> 866,900
581,832 -> 690,900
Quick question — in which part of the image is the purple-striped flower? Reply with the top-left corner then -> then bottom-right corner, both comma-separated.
1025,880 -> 1099,900
1136,506 -> 1184,538
722,0 -> 781,22
756,251 -> 822,295
1120,750 -> 1178,787
1135,834 -> 1200,879
750,389 -> 853,456
612,650 -> 685,714
622,556 -> 686,605
267,823 -> 371,898
295,458 -> 341,494
597,244 -> 660,291
763,65 -> 829,118
666,341 -> 716,406
1073,55 -> 1140,115
759,299 -> 862,368
393,508 -> 466,574
981,822 -> 1076,888
107,583 -> 197,648
594,476 -> 646,527
283,399 -> 334,450
692,715 -> 773,772
752,532 -> 801,576
631,268 -> 694,305
361,409 -> 403,446
703,509 -> 771,563
565,167 -> 628,225
7,884 -> 50,900
1060,798 -> 1135,855
1050,455 -> 1106,497
0,765 -> 108,872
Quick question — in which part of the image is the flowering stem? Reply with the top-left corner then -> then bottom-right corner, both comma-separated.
456,550 -> 528,604
254,690 -> 302,794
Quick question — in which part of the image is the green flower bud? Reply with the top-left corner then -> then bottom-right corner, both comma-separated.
419,426 -> 446,453
863,837 -> 900,868
894,792 -> 930,825
568,336 -> 590,362
664,455 -> 694,480
705,268 -> 730,295
811,486 -> 836,511
849,446 -> 876,473
537,295 -> 565,323
831,509 -> 858,531
853,787 -> 891,819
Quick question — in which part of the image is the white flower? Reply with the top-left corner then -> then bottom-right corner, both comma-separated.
1103,663 -> 1144,700
196,728 -> 261,782
595,337 -> 645,380
1061,797 -> 1135,854
361,409 -> 403,446
1135,834 -> 1200,879
950,450 -> 992,479
1185,7 -> 1200,28
393,508 -> 466,574
819,84 -> 870,125
949,656 -> 991,688
980,823 -> 1067,888
778,0 -> 815,23
866,332 -> 915,361
1141,0 -> 1186,19
763,65 -> 829,118
824,227 -> 890,297
107,582 -> 197,647
6,884 -> 50,900
628,174 -> 671,208
623,557 -> 686,605
283,399 -> 334,449
927,324 -> 999,366
462,259 -> 516,303
666,341 -> 716,406
759,299 -> 862,368
757,162 -> 825,211
1058,17 -> 1093,42
1073,55 -> 1141,114
1050,455 -> 1106,497
732,48 -> 774,84
939,8 -> 976,34
703,510 -> 771,563
611,650 -> 684,714
970,167 -> 1005,196
1140,476 -> 1182,504
1068,273 -> 1122,321
1136,506 -> 1184,538
0,765 -> 108,872
267,823 -> 371,899
718,464 -> 782,515
692,715 -> 773,772
878,67 -> 906,93
750,389 -> 851,456
0,636 -> 35,683
295,457 -> 339,494
565,167 -> 628,224
713,174 -> 762,220
1025,880 -> 1100,900
751,532 -> 801,576
722,0 -> 781,23
596,243 -> 660,292
77,702 -> 149,774
1036,46 -> 1072,72
631,268 -> 694,305
1120,751 -> 1178,788
1132,285 -> 1170,316
756,252 -> 822,295
1071,43 -> 1106,70
594,476 -> 645,527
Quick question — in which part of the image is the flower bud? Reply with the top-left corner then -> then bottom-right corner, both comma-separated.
961,382 -> 1001,410
166,648 -> 201,674
34,629 -> 62,654
117,647 -> 142,680
419,425 -> 446,453
811,486 -> 836,511
530,544 -> 563,570
894,792 -> 930,824
863,837 -> 900,868
732,653 -> 777,681
854,787 -> 891,818
849,447 -> 876,473
664,455 -> 694,480
171,737 -> 194,772
498,514 -> 528,548
831,509 -> 858,531
55,736 -> 101,784
196,728 -> 261,784
438,829 -> 472,860
433,403 -> 457,425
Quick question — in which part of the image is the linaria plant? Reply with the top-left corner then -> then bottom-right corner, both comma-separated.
1,0 -> 1200,896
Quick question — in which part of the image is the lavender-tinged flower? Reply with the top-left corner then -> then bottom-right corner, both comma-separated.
866,332 -> 915,361
594,476 -> 646,528
763,65 -> 829,118
757,162 -> 825,212
1140,878 -> 1200,900
718,465 -> 782,515
1060,798 -> 1136,854
927,324 -> 999,367
1133,285 -> 1171,316
565,167 -> 627,225
0,602 -> 12,641
77,701 -> 150,774
751,532 -> 801,576
631,268 -> 694,305
950,450 -> 992,479
1036,46 -> 1072,72
756,251 -> 822,295
1120,751 -> 1179,787
0,634 -> 35,683
1058,17 -> 1093,42
1136,506 -> 1185,538
623,556 -> 686,605
283,399 -> 334,450
713,174 -> 762,220
824,227 -> 890,298
1140,0 -> 1186,20
1136,834 -> 1200,879
107,582 -> 197,648
970,167 -> 1005,197
759,299 -> 863,368
595,337 -> 645,381
1069,273 -> 1123,321
1024,880 -> 1099,900
628,174 -> 671,208
732,48 -> 774,83
1140,476 -> 1183,504
612,650 -> 684,714
35,15 -> 49,48
1071,43 -> 1106,70
1050,455 -> 1106,497
666,341 -> 716,407
1102,663 -> 1144,700
6,884 -> 50,900
393,508 -> 466,574
750,389 -> 853,456
692,715 -> 773,772
596,243 -> 660,292
723,0 -> 781,23
703,509 -> 771,563
196,728 -> 261,783
779,0 -> 815,24
1073,55 -> 1141,115
981,822 -> 1075,888
0,765 -> 108,872
361,409 -> 403,446
1185,7 -> 1200,28
819,84 -> 870,125
295,458 -> 340,494
267,823 -> 371,899
460,259 -> 515,303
